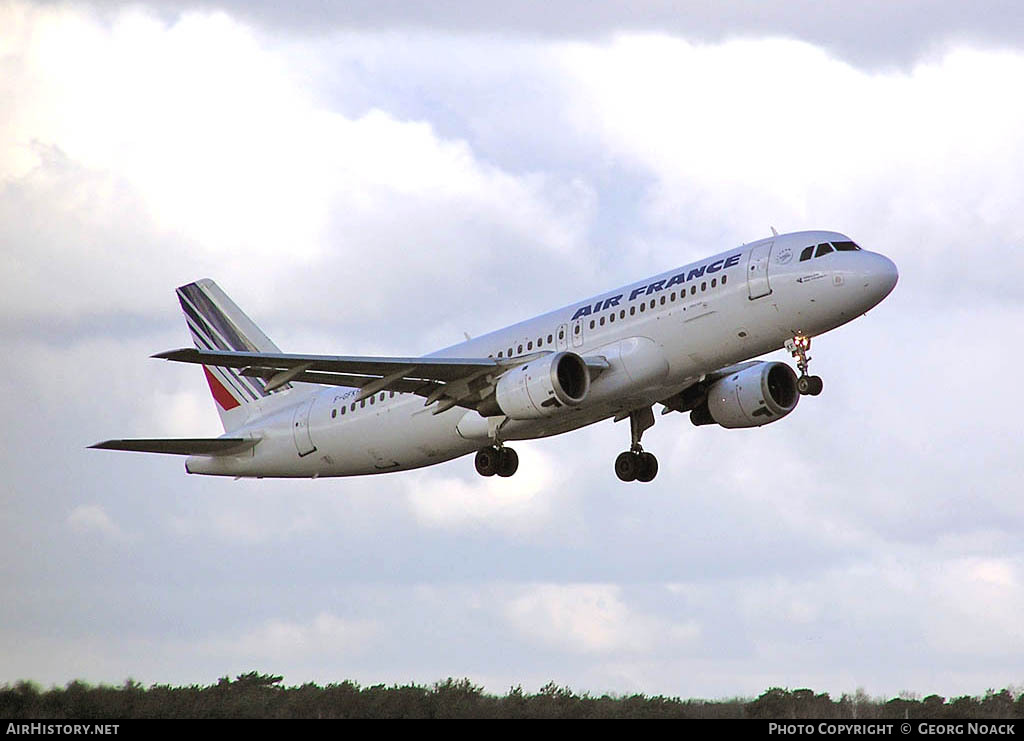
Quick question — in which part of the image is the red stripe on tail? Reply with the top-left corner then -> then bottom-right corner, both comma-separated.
203,366 -> 241,410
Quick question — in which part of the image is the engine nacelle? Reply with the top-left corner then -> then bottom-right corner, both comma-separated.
481,352 -> 590,420
691,361 -> 799,428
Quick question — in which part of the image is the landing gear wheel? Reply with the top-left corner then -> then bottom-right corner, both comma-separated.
636,452 -> 659,483
475,447 -> 500,477
615,451 -> 639,482
787,335 -> 824,397
476,446 -> 518,477
615,450 -> 659,483
797,374 -> 824,396
497,447 -> 519,477
797,375 -> 810,395
616,407 -> 660,483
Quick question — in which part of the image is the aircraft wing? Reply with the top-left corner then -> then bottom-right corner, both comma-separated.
155,348 -> 610,415
89,438 -> 258,456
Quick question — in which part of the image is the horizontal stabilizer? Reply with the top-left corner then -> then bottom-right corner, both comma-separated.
89,438 -> 258,456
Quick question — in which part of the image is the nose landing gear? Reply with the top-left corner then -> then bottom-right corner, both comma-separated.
786,335 -> 824,396
615,407 -> 659,483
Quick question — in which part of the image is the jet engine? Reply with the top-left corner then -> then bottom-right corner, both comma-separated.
478,352 -> 590,419
690,361 -> 799,428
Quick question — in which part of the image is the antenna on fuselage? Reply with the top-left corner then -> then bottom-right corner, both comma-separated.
770,226 -> 779,237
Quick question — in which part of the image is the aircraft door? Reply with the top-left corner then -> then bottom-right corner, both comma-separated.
571,318 -> 585,348
292,397 -> 317,457
557,323 -> 569,351
747,240 -> 775,299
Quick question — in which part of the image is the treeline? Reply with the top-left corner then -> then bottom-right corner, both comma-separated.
2,673 -> 1023,719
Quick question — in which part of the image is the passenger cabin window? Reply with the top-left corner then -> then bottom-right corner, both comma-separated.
815,242 -> 834,258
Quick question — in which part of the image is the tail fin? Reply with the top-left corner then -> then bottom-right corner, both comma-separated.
176,279 -> 289,432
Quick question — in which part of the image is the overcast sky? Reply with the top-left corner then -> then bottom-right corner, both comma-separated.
2,0 -> 1024,700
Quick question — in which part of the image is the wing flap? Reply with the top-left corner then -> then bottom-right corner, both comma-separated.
89,438 -> 258,456
153,348 -> 497,382
239,367 -> 441,396
155,347 -> 508,412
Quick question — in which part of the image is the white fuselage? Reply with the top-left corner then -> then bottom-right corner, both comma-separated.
186,230 -> 898,477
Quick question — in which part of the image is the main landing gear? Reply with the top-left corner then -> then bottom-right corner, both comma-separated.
615,407 -> 659,483
786,334 -> 824,396
475,445 -> 519,477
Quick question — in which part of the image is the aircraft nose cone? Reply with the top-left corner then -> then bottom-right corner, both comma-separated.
860,252 -> 898,309
875,253 -> 899,299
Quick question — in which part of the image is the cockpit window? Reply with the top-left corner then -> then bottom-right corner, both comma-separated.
814,243 -> 834,258
799,246 -> 815,262
831,240 -> 861,251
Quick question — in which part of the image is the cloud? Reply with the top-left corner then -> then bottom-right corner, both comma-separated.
403,444 -> 574,535
66,504 -> 130,542
112,0 -> 1024,68
558,38 -> 1024,263
504,584 -> 699,655
0,3 -> 596,347
923,557 -> 1024,658
214,612 -> 381,662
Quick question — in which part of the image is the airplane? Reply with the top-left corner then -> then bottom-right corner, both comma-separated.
91,230 -> 898,483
